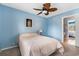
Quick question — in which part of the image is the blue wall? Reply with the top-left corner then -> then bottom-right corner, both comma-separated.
0,4 -> 47,49
1,4 -> 79,49
46,8 -> 79,41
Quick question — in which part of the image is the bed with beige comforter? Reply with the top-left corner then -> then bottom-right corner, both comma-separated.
19,33 -> 64,56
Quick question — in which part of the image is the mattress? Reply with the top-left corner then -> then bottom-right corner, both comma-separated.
19,33 -> 64,56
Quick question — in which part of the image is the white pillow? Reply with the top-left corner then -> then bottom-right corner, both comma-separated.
19,33 -> 38,39
23,33 -> 38,36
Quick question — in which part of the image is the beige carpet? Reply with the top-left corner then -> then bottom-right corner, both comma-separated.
50,44 -> 79,56
0,44 -> 79,56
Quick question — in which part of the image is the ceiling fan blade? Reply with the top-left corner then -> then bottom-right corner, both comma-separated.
33,8 -> 43,11
48,8 -> 57,12
43,3 -> 51,8
37,11 -> 43,15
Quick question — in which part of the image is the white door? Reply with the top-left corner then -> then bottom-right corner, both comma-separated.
76,16 -> 79,47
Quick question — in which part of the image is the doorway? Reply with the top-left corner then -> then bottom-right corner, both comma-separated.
63,16 -> 76,46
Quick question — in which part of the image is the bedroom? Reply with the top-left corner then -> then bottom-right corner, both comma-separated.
0,3 -> 79,56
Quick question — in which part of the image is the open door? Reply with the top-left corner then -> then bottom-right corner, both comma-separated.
76,15 -> 79,47
63,18 -> 69,44
62,15 -> 77,46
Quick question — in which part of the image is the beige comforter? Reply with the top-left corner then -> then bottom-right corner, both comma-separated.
19,33 -> 64,56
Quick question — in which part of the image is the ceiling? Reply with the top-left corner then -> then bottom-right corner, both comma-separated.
2,3 -> 79,18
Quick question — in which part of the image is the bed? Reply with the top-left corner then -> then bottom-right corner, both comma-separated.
19,33 -> 64,56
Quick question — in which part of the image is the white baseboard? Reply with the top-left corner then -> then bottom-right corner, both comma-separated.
0,45 -> 18,52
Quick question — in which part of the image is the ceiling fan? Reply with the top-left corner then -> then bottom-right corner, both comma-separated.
33,3 -> 58,15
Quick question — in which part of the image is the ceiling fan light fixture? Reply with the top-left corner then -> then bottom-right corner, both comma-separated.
42,10 -> 47,14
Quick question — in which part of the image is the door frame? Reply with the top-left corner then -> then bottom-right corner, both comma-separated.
61,14 -> 79,43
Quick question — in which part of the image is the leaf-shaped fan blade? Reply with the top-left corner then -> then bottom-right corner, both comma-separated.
37,11 -> 43,15
48,8 -> 57,12
43,3 -> 51,8
33,8 -> 43,11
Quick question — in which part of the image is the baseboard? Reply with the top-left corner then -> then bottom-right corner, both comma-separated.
0,45 -> 18,52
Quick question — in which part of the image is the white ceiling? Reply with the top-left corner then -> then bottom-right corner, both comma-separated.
2,3 -> 79,18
